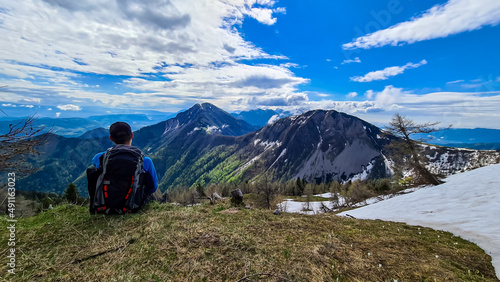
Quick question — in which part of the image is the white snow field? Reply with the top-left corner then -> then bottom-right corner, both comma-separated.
338,163 -> 500,278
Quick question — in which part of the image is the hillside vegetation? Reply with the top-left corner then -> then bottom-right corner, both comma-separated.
17,103 -> 500,196
1,201 -> 497,281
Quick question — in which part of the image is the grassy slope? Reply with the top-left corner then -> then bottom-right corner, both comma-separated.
0,202 -> 497,281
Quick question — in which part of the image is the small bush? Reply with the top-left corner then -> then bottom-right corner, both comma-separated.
343,180 -> 375,206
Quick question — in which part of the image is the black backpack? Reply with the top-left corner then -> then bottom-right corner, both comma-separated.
89,145 -> 146,215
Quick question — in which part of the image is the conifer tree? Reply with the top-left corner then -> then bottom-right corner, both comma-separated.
296,177 -> 305,196
64,183 -> 78,204
195,181 -> 205,198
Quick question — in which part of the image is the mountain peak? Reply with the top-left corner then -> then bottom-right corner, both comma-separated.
197,102 -> 218,109
177,102 -> 232,122
133,103 -> 259,149
177,103 -> 258,135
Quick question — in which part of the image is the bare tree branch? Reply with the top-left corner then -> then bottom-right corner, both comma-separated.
0,112 -> 51,174
384,113 -> 450,186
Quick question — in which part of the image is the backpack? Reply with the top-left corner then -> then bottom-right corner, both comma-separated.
91,145 -> 146,214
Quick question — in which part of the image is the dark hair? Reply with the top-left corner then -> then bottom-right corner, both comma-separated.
109,122 -> 132,144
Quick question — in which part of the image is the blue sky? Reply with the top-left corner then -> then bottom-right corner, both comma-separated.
1,0 -> 500,128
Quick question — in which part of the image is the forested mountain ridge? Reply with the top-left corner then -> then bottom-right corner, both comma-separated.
18,103 -> 500,195
18,103 -> 258,194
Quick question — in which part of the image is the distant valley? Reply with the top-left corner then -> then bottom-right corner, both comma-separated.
0,113 -> 176,138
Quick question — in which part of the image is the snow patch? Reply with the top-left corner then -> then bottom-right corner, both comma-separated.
297,115 -> 311,126
315,192 -> 334,198
277,192 -> 347,215
188,127 -> 202,135
238,140 -> 282,174
255,139 -> 282,150
163,120 -> 180,135
236,155 -> 261,174
350,160 -> 375,182
338,164 -> 500,279
270,149 -> 287,168
278,199 -> 331,215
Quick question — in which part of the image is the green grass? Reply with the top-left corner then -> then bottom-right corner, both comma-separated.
0,202 -> 497,281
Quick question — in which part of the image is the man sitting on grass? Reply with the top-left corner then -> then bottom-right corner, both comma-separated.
87,122 -> 159,214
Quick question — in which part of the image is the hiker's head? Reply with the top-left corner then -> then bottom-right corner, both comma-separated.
109,122 -> 133,145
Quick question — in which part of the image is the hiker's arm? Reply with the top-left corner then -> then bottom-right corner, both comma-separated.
143,157 -> 158,194
92,152 -> 105,168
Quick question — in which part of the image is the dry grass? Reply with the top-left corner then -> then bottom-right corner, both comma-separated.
0,201 -> 497,281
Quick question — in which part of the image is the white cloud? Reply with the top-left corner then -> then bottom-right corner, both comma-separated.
245,7 -> 278,25
0,0 -> 286,76
0,78 -> 119,107
57,104 -> 82,111
358,86 -> 500,128
48,108 -> 52,110
247,92 -> 309,108
365,85 -> 407,106
446,77 -> 498,90
23,97 -> 41,103
342,57 -> 361,64
351,60 -> 427,82
365,90 -> 375,100
315,93 -> 330,98
347,92 -> 358,98
460,82 -> 483,89
271,88 -> 500,129
122,63 -> 309,111
0,87 -> 27,103
0,0 -> 301,112
274,100 -> 383,116
55,112 -> 61,117
280,62 -> 299,68
343,0 -> 500,50
274,7 -> 286,14
446,80 -> 465,84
